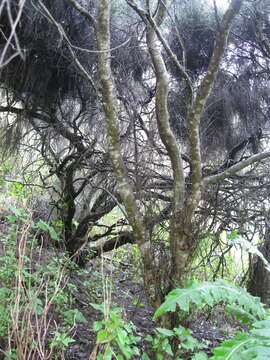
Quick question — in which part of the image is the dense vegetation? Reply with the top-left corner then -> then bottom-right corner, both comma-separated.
0,0 -> 270,358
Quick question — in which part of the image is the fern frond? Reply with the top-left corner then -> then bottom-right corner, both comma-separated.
210,320 -> 270,359
226,305 -> 258,324
153,280 -> 265,320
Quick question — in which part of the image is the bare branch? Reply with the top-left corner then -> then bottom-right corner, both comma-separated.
89,232 -> 134,258
202,151 -> 270,186
0,0 -> 26,68
66,0 -> 97,28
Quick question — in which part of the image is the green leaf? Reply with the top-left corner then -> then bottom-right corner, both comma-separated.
154,280 -> 266,321
117,327 -> 128,340
228,230 -> 238,241
156,328 -> 175,337
6,215 -> 17,222
241,345 -> 270,360
104,345 -> 114,360
35,220 -> 50,231
210,333 -> 255,359
93,321 -> 103,332
142,354 -> 151,360
250,328 -> 270,338
226,305 -> 257,324
163,342 -> 173,356
63,309 -> 87,325
97,329 -> 111,344
145,335 -> 153,342
192,352 -> 208,360
73,309 -> 87,324
252,320 -> 270,329
91,303 -> 104,313
10,206 -> 24,217
35,220 -> 59,241
63,337 -> 75,346
48,226 -> 59,241
133,300 -> 145,307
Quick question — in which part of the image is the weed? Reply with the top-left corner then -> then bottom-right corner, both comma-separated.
92,302 -> 141,359
0,205 -> 87,359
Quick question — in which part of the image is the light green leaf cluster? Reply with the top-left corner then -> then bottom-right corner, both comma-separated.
92,303 -> 141,359
154,280 -> 265,321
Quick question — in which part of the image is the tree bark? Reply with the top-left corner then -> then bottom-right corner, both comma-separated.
247,215 -> 270,305
95,0 -> 155,297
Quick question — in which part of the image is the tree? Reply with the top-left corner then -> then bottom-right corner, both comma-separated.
1,0 -> 270,330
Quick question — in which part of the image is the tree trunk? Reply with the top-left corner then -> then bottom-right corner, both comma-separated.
247,223 -> 270,305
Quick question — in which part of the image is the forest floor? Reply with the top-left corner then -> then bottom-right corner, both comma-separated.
63,254 -> 243,360
64,257 -> 155,359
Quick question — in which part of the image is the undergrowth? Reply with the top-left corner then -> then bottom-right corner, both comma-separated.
91,280 -> 270,359
0,206 -> 86,359
0,200 -> 269,359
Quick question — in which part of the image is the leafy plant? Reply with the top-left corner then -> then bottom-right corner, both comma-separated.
153,280 -> 268,359
50,332 -> 75,352
145,325 -> 207,360
8,182 -> 29,199
210,320 -> 270,359
229,230 -> 270,273
62,309 -> 87,327
0,208 -> 83,359
34,219 -> 60,242
154,280 -> 265,322
6,205 -> 28,223
92,302 -> 141,359
145,328 -> 174,359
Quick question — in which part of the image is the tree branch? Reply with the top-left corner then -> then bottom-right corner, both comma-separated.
89,232 -> 134,258
66,0 -> 97,28
95,0 -> 153,284
185,0 -> 243,219
202,151 -> 270,186
141,0 -> 186,218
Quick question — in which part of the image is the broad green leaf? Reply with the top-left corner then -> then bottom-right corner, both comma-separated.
154,280 -> 265,321
97,329 -> 111,344
90,303 -> 104,312
93,321 -> 103,332
156,328 -> 174,337
104,346 -> 114,360
210,333 -> 254,359
192,352 -> 208,360
253,320 -> 270,328
251,328 -> 270,338
48,226 -> 59,241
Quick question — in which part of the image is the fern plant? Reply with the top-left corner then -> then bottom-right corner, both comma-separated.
154,280 -> 269,359
210,319 -> 270,359
154,279 -> 266,321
